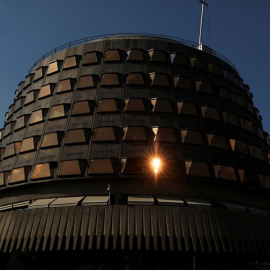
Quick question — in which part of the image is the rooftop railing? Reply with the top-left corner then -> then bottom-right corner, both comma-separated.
29,33 -> 238,73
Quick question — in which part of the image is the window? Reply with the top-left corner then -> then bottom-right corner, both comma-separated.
239,118 -> 253,133
214,165 -> 237,181
89,158 -> 117,174
174,76 -> 193,90
126,49 -> 144,61
83,51 -> 101,65
195,81 -> 213,95
77,75 -> 97,89
93,127 -> 118,142
177,102 -> 197,116
49,105 -> 68,120
33,66 -> 47,82
150,73 -> 169,87
97,99 -> 121,113
72,101 -> 93,115
170,53 -> 187,65
122,127 -> 148,142
59,160 -> 85,176
14,97 -> 25,112
4,122 -> 15,136
24,90 -> 39,105
223,70 -> 235,83
47,60 -> 63,75
32,163 -> 54,179
190,57 -> 208,71
63,55 -> 80,69
222,112 -> 239,126
152,127 -> 177,143
208,63 -> 223,77
121,158 -> 147,174
148,50 -> 166,62
9,166 -> 31,184
185,161 -> 210,177
41,132 -> 63,148
126,73 -> 145,86
230,139 -> 249,155
39,84 -> 55,99
65,129 -> 89,144
238,170 -> 261,185
104,49 -> 122,62
181,130 -> 204,145
24,74 -> 35,89
124,98 -> 146,112
3,142 -> 21,159
219,87 -> 231,100
29,109 -> 48,125
207,134 -> 228,150
100,73 -> 121,86
56,79 -> 76,93
14,115 -> 30,131
151,99 -> 173,113
248,145 -> 264,161
20,136 -> 40,153
201,106 -> 221,121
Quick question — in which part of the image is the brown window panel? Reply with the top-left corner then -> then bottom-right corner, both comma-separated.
47,60 -> 63,75
190,57 -> 208,71
174,76 -> 193,90
230,139 -> 249,155
214,165 -> 237,181
257,127 -> 264,139
32,163 -> 54,180
14,115 -> 30,131
238,169 -> 261,186
207,134 -> 228,150
57,79 -> 76,93
104,49 -> 122,62
181,130 -> 204,145
41,132 -> 63,148
33,66 -> 47,82
126,49 -> 144,61
72,101 -> 93,115
77,75 -> 97,89
83,51 -> 101,65
177,102 -> 197,116
49,104 -> 69,120
148,50 -> 166,62
152,127 -> 177,143
29,109 -> 48,125
24,73 -> 35,89
185,161 -> 210,177
208,63 -> 223,77
3,142 -> 20,159
150,73 -> 169,87
24,90 -> 39,105
0,172 -> 7,186
223,70 -> 235,83
93,127 -> 119,142
126,73 -> 145,86
4,121 -> 15,136
121,158 -> 147,174
219,87 -> 231,100
63,55 -> 81,69
100,73 -> 121,86
122,127 -> 148,142
151,99 -> 173,113
231,94 -> 244,107
124,98 -> 146,112
247,102 -> 254,114
97,99 -> 121,113
248,145 -> 264,161
239,118 -> 254,133
9,166 -> 31,184
170,53 -> 187,65
0,148 -> 6,160
39,84 -> 55,99
195,81 -> 213,95
222,112 -> 239,126
89,158 -> 117,174
20,136 -> 40,153
201,106 -> 221,121
14,97 -> 25,112
59,160 -> 85,177
65,129 -> 90,145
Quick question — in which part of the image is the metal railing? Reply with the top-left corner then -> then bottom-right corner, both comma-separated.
29,33 -> 238,73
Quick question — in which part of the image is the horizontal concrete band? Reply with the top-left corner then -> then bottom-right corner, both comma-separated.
0,205 -> 269,255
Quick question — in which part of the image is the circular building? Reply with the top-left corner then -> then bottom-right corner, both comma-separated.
0,34 -> 269,269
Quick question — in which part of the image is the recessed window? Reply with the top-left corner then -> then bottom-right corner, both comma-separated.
47,60 -> 62,75
151,99 -> 173,113
122,127 -> 148,142
126,49 -> 144,61
97,99 -> 121,113
219,87 -> 231,100
24,90 -> 39,105
185,161 -> 210,177
10,166 -> 31,184
201,106 -> 221,121
33,66 -> 47,82
239,170 -> 261,186
93,127 -> 118,142
148,50 -> 166,62
72,101 -> 93,115
57,79 -> 76,93
239,118 -> 254,133
121,158 -> 148,174
195,81 -> 213,95
39,84 -> 55,99
247,102 -> 254,114
231,94 -> 244,107
49,104 -> 68,120
0,148 -> 6,160
214,165 -> 237,181
222,112 -> 239,126
65,129 -> 89,144
126,73 -> 145,86
3,142 -> 21,159
89,158 -> 117,174
173,76 -> 193,90
24,73 -> 35,89
190,57 -> 208,71
124,98 -> 146,112
4,121 -> 15,136
223,70 -> 235,83
207,134 -> 228,150
208,63 -> 223,77
59,160 -> 85,176
20,136 -> 40,153
170,53 -> 187,65
248,145 -> 264,161
150,73 -> 169,87
0,172 -> 9,186
100,73 -> 121,86
41,132 -> 63,148
181,130 -> 204,145
32,163 -> 54,180
14,97 -> 25,112
14,115 -> 30,131
152,127 -> 177,143
63,55 -> 81,69
230,139 -> 249,155
83,51 -> 101,65
177,102 -> 198,116
104,49 -> 122,62
77,75 -> 97,89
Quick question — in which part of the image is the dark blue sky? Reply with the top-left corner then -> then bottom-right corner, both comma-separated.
0,0 -> 269,134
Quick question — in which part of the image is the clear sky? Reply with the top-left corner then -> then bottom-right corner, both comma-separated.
0,0 -> 269,135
